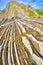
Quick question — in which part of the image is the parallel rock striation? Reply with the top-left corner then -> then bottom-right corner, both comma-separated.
0,1 -> 43,65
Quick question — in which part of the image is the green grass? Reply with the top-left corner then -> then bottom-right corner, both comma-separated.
0,9 -> 5,14
27,8 -> 37,17
26,5 -> 43,17
0,10 -> 2,14
35,9 -> 43,16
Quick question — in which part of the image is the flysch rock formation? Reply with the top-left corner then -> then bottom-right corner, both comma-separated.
0,1 -> 43,65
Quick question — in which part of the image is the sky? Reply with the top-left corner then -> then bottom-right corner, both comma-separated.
0,0 -> 43,10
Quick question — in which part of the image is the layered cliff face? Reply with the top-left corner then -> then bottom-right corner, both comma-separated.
0,1 -> 43,19
5,1 -> 29,19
